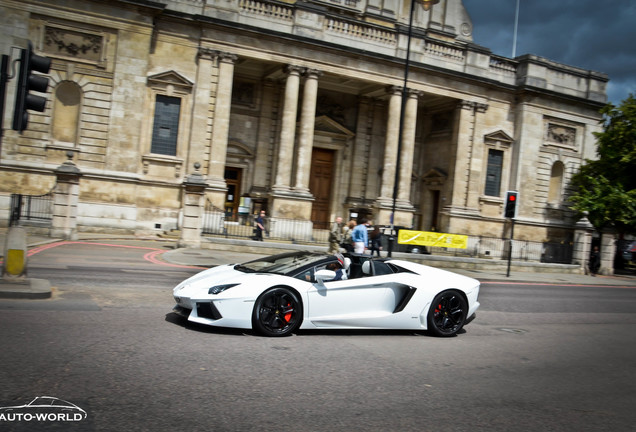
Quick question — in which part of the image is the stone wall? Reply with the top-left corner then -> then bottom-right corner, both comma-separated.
0,0 -> 606,246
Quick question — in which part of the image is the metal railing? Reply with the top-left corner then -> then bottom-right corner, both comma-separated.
202,205 -> 329,244
202,206 -> 573,264
9,192 -> 53,227
386,232 -> 572,263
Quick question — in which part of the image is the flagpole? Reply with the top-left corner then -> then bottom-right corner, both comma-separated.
512,0 -> 520,57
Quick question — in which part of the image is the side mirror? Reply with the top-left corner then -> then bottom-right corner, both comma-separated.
315,269 -> 336,283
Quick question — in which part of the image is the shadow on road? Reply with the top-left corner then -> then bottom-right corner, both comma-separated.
164,311 -> 468,338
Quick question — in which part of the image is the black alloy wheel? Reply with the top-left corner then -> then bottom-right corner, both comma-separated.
252,287 -> 303,337
427,290 -> 468,337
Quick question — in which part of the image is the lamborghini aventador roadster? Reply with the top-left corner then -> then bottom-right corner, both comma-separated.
172,251 -> 480,337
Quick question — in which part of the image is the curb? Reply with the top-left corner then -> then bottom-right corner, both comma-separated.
0,278 -> 52,299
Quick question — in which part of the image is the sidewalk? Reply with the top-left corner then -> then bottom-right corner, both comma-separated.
1,228 -> 635,287
161,243 -> 636,287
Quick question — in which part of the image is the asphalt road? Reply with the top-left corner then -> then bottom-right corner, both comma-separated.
0,241 -> 635,432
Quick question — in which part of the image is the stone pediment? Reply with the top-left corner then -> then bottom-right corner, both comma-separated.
313,115 -> 355,138
484,130 -> 514,146
228,141 -> 254,158
147,70 -> 194,92
422,168 -> 447,185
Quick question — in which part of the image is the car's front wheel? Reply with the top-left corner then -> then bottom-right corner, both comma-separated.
252,287 -> 303,337
427,290 -> 468,337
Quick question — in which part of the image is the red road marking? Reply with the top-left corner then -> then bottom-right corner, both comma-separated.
1,241 -> 204,269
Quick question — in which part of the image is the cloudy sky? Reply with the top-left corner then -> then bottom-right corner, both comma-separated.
463,0 -> 636,105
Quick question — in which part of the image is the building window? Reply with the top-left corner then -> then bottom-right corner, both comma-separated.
548,161 -> 565,203
151,95 -> 181,156
231,80 -> 256,107
484,149 -> 503,197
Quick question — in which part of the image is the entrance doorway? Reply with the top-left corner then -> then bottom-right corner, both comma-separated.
224,167 -> 242,221
309,148 -> 334,229
430,190 -> 440,231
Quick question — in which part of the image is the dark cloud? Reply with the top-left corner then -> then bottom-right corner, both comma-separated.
464,0 -> 636,105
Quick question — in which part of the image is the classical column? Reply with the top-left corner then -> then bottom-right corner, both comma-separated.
453,101 -> 475,207
272,65 -> 302,194
444,100 -> 483,230
251,80 -> 277,198
377,86 -> 402,206
348,97 -> 372,204
465,102 -> 488,210
187,48 -> 215,174
208,52 -> 237,191
293,69 -> 321,195
396,89 -> 420,206
366,99 -> 386,200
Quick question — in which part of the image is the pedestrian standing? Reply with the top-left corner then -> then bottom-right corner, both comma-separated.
341,219 -> 356,252
369,224 -> 383,257
328,216 -> 344,254
589,245 -> 601,275
254,210 -> 266,241
351,218 -> 369,254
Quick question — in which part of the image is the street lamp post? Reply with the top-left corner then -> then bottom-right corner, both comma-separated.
387,0 -> 438,257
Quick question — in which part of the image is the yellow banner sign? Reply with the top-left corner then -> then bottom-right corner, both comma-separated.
397,230 -> 468,249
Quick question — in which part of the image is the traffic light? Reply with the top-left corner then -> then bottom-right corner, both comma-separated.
12,41 -> 51,132
504,191 -> 518,218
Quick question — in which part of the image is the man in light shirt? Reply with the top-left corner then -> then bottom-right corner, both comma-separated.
351,218 -> 369,254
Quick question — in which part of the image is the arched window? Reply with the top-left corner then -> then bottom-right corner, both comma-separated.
548,161 -> 565,203
52,81 -> 81,145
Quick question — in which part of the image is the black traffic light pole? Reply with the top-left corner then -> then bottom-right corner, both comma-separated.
0,54 -> 8,150
504,191 -> 519,277
506,218 -> 515,277
12,41 -> 51,133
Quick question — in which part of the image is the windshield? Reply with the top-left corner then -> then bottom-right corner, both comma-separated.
235,251 -> 329,275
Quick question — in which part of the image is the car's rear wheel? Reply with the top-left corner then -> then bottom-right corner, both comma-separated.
427,290 -> 468,337
252,287 -> 303,337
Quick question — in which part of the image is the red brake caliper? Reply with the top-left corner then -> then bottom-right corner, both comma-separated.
284,302 -> 292,322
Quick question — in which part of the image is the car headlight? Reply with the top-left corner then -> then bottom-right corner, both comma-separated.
174,283 -> 190,294
208,283 -> 239,295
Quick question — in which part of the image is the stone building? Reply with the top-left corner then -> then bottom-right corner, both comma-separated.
0,0 -> 607,245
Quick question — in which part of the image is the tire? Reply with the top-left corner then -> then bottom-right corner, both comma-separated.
252,287 -> 303,337
427,290 -> 468,337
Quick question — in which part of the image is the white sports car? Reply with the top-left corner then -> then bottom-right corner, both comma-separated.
172,251 -> 480,337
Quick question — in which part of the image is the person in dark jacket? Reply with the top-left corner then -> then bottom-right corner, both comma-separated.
369,225 -> 383,257
254,210 -> 266,241
589,245 -> 601,275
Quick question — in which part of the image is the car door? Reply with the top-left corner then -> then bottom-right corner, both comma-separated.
306,278 -> 391,326
305,259 -> 395,326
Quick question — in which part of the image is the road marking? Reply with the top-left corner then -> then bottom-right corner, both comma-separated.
497,327 -> 528,334
17,241 -> 204,270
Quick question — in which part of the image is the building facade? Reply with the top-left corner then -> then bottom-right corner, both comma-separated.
0,0 -> 607,244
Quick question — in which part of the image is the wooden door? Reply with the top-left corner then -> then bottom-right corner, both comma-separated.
224,167 -> 242,221
309,148 -> 334,229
